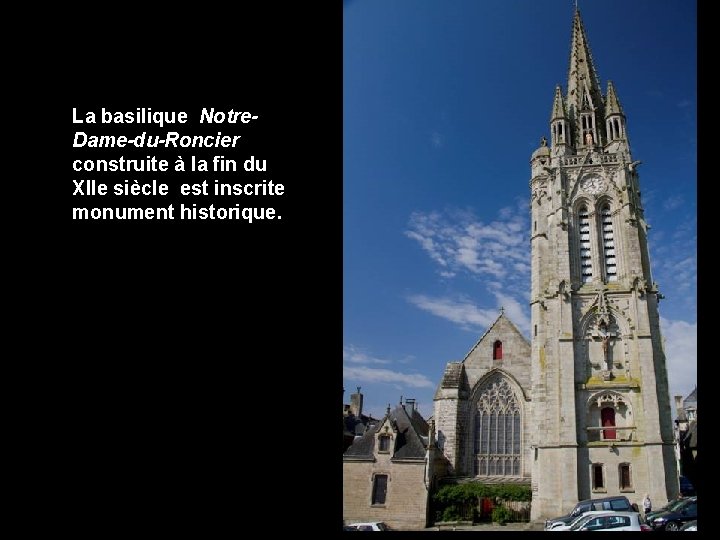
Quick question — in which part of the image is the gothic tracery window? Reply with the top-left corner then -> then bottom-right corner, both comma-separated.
472,375 -> 521,477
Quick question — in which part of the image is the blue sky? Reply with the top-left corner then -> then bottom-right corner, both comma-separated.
343,0 -> 696,419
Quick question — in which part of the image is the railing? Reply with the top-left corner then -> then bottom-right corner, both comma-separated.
562,153 -> 619,166
586,425 -> 636,442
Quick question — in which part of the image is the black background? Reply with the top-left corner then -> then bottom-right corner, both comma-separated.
66,5 -> 341,532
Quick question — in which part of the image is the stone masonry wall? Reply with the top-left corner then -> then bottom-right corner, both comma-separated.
343,460 -> 429,530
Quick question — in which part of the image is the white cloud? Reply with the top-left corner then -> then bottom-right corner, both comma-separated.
649,215 -> 696,311
343,344 -> 391,364
405,204 -> 529,285
343,365 -> 435,388
407,294 -> 499,331
661,317 -> 697,401
405,204 -> 531,335
662,195 -> 684,211
492,292 -> 530,336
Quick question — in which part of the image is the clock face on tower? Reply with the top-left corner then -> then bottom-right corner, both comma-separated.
581,176 -> 606,195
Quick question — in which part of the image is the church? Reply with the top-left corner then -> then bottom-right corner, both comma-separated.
433,8 -> 679,521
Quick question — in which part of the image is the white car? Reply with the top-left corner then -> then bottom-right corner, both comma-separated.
548,511 -> 610,531
346,522 -> 390,531
570,511 -> 651,531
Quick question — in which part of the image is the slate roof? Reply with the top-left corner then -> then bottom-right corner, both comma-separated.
439,362 -> 463,388
343,412 -> 378,438
684,386 -> 697,407
343,403 -> 429,460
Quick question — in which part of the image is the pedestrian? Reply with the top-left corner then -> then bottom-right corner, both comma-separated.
642,494 -> 652,515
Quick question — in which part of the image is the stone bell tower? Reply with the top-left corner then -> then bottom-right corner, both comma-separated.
528,8 -> 678,520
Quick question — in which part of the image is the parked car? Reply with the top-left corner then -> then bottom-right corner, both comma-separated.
571,511 -> 651,531
680,519 -> 697,531
346,522 -> 390,531
646,496 -> 688,521
543,495 -> 632,530
648,497 -> 697,531
680,475 -> 696,496
548,511 -> 610,531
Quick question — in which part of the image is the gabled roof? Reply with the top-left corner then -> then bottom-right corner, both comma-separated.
343,404 -> 429,460
684,386 -> 697,405
462,310 -> 529,362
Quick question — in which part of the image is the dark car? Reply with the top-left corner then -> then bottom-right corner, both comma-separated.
680,475 -> 696,496
646,496 -> 688,521
648,497 -> 697,531
544,495 -> 633,530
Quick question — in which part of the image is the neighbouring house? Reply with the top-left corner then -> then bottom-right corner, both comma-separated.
343,398 -> 439,530
674,387 -> 697,491
343,387 -> 379,453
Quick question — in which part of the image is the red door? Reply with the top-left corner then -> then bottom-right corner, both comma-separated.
481,497 -> 494,518
601,407 -> 616,440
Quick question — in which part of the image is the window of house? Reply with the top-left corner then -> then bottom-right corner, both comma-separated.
372,474 -> 388,505
472,376 -> 521,477
601,205 -> 617,282
493,340 -> 503,360
601,407 -> 617,440
579,206 -> 593,282
619,463 -> 632,490
592,463 -> 605,490
378,435 -> 390,453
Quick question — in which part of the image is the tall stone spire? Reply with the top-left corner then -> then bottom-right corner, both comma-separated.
566,9 -> 605,147
529,5 -> 678,522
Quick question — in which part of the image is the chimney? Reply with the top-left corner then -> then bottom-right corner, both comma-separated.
404,398 -> 416,417
350,386 -> 363,416
674,395 -> 683,412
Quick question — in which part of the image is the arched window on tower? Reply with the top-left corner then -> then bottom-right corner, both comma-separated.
601,205 -> 617,282
579,206 -> 593,282
493,340 -> 503,360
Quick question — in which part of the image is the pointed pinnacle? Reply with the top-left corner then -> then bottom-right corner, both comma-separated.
605,81 -> 624,116
551,85 -> 566,120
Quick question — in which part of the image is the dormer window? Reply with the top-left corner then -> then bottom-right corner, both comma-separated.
378,435 -> 391,453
